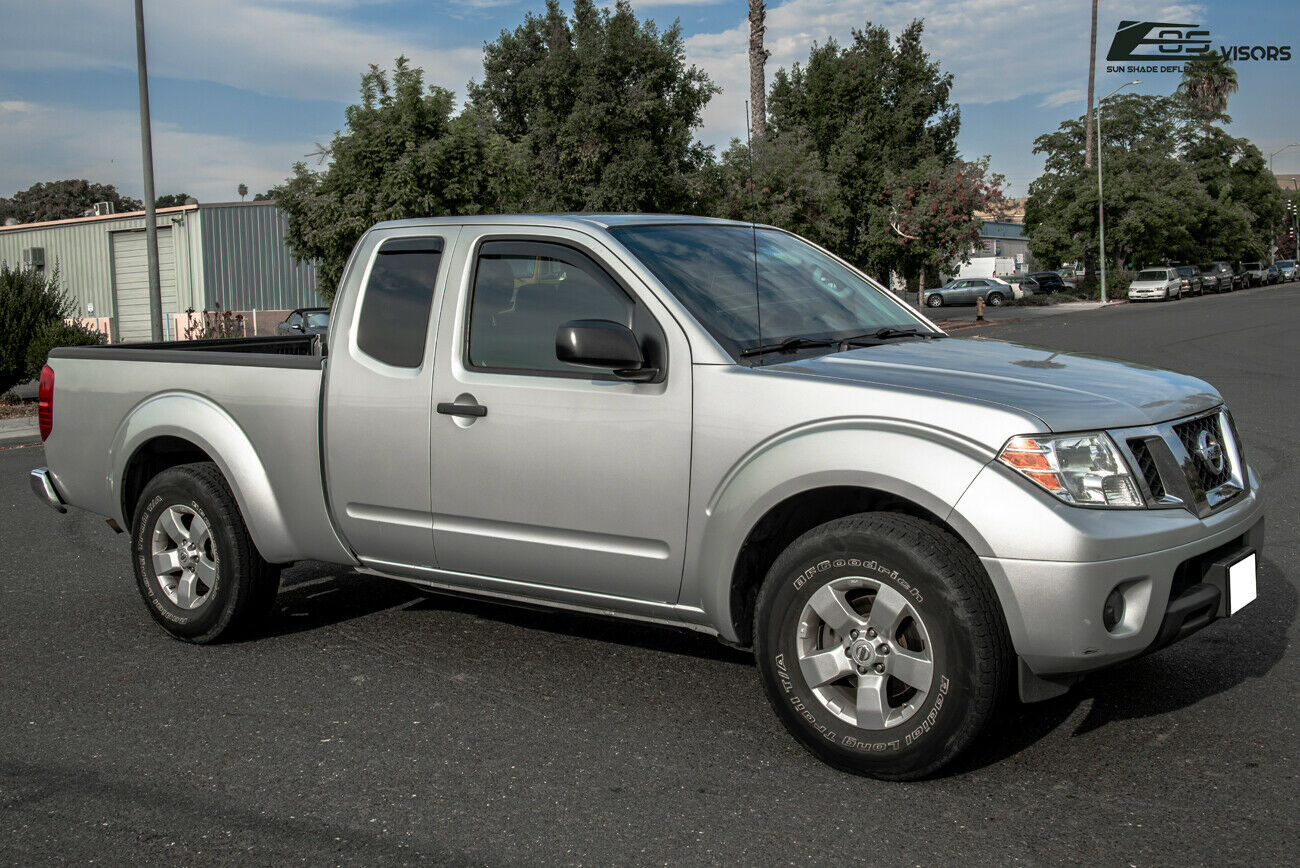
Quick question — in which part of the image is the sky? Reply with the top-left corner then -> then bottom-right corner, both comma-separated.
1,0 -> 1296,205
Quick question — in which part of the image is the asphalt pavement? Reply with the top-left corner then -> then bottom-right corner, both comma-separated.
2,282 -> 1296,865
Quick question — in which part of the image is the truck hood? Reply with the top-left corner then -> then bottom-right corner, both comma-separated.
766,337 -> 1222,432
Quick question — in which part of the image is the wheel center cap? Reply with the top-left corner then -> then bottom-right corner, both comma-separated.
848,639 -> 875,665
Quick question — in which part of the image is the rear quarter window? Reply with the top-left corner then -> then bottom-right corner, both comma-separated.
356,237 -> 445,368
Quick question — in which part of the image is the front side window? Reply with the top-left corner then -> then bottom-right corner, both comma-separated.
357,237 -> 444,368
466,241 -> 636,375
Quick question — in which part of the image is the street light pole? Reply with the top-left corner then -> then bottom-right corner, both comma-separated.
1268,142 -> 1300,176
1097,80 -> 1140,305
134,0 -> 163,342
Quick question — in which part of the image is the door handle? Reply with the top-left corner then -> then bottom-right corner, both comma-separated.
437,402 -> 487,418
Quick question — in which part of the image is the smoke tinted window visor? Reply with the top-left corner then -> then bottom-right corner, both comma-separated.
357,237 -> 445,368
610,225 -> 924,359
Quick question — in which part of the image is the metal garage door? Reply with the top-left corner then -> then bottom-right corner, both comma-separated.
112,228 -> 177,342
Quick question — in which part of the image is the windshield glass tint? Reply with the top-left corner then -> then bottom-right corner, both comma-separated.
1136,270 -> 1169,281
306,312 -> 330,328
610,224 -> 923,357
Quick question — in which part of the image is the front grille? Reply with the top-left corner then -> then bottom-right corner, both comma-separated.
1173,414 -> 1232,491
1128,438 -> 1165,499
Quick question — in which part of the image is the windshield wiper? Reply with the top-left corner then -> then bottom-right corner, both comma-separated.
838,327 -> 945,349
740,336 -> 840,358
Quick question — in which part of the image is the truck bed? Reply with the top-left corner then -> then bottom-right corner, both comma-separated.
42,338 -> 348,564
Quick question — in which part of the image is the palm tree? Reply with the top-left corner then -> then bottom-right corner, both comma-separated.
1178,53 -> 1239,135
1084,0 -> 1098,168
237,183 -> 248,201
748,0 -> 769,140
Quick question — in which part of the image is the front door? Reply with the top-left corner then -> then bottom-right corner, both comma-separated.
428,229 -> 692,604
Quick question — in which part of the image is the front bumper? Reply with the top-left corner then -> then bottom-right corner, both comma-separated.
1127,287 -> 1168,300
951,455 -> 1265,682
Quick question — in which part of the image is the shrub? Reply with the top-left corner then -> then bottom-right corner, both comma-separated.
1,263 -> 102,395
182,303 -> 246,340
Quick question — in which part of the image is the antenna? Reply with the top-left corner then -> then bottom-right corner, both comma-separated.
745,100 -> 763,358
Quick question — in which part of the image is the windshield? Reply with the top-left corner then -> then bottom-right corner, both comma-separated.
305,312 -> 330,328
1278,260 -> 1295,268
1136,270 -> 1170,281
610,224 -> 927,359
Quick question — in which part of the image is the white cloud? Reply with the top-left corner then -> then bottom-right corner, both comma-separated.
0,0 -> 483,103
686,0 -> 1207,149
0,101 -> 317,203
1039,88 -> 1085,109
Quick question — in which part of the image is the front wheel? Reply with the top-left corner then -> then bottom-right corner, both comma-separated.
986,292 -> 1004,307
754,513 -> 1011,780
926,294 -> 944,308
131,462 -> 280,643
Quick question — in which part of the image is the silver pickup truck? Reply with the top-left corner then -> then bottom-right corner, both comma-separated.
31,215 -> 1264,779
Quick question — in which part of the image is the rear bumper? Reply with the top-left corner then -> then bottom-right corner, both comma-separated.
30,467 -> 66,514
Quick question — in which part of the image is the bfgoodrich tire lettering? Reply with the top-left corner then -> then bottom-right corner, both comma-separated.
131,462 -> 280,644
754,513 -> 1010,780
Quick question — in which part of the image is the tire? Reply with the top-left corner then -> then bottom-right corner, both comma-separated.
130,462 -> 280,643
986,292 -> 1004,307
754,513 -> 1011,780
926,294 -> 943,308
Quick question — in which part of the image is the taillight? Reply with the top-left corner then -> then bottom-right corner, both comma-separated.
38,364 -> 54,441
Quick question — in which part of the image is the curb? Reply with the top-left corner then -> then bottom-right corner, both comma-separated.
0,418 -> 40,446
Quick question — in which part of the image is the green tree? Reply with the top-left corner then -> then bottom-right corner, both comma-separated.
237,184 -> 248,201
765,20 -> 991,287
700,128 -> 846,250
274,57 -> 526,300
1177,53 -> 1239,134
0,180 -> 143,224
1027,95 -> 1203,273
468,0 -> 716,213
155,193 -> 193,208
0,264 -> 102,395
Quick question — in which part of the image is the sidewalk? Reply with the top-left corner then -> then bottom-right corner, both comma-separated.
0,416 -> 39,445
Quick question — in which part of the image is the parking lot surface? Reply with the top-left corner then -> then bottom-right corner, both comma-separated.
2,283 -> 1296,865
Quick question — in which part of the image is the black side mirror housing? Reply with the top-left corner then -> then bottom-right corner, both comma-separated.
556,320 -> 657,381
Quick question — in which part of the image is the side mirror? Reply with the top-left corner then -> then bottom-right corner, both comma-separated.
556,320 -> 657,382
291,322 -> 304,332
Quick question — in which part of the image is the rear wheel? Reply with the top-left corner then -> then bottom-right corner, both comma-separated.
754,513 -> 1011,780
986,292 -> 1004,307
926,294 -> 944,308
130,462 -> 280,643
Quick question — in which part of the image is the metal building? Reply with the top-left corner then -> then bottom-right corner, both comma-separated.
0,201 -> 320,342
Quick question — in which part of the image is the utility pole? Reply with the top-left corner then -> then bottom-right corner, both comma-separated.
1097,80 -> 1140,305
135,0 -> 163,341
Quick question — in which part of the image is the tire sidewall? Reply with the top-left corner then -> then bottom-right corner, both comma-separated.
132,473 -> 232,640
756,529 -> 981,776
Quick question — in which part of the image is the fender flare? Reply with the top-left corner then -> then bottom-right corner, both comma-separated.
109,391 -> 298,563
684,418 -> 998,644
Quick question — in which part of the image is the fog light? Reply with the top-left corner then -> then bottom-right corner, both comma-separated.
1103,588 -> 1125,632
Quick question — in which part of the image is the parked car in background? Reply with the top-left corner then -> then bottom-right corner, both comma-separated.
1240,262 -> 1270,287
1174,265 -> 1204,296
998,275 -> 1038,299
1199,262 -> 1234,293
1276,259 -> 1297,281
1028,271 -> 1074,293
1127,268 -> 1182,302
275,307 -> 331,336
922,277 -> 1013,307
1264,264 -> 1281,285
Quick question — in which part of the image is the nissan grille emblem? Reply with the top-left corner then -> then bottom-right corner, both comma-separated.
1195,429 -> 1225,475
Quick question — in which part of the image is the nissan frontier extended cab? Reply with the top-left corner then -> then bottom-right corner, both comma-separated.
31,215 -> 1264,779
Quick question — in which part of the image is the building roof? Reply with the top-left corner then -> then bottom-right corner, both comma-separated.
1275,173 -> 1300,190
0,199 -> 280,234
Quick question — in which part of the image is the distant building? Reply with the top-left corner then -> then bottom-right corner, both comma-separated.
970,219 -> 1032,264
1275,173 -> 1300,191
0,201 -> 320,342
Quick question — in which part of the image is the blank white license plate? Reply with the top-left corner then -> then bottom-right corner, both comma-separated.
1228,553 -> 1257,615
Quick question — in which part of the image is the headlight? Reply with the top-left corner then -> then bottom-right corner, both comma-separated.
997,433 -> 1142,508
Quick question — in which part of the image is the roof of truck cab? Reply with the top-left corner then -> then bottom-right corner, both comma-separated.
368,213 -> 757,232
